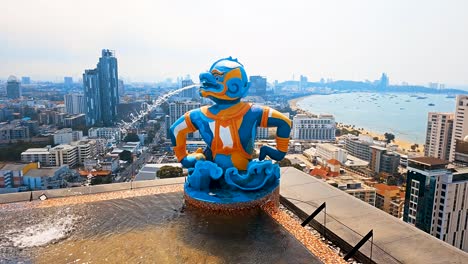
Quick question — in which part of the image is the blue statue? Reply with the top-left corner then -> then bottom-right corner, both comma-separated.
170,57 -> 291,204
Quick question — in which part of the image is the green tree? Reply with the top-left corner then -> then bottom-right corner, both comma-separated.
119,150 -> 133,163
292,163 -> 303,171
278,158 -> 292,167
384,132 -> 395,144
157,166 -> 183,178
124,133 -> 140,142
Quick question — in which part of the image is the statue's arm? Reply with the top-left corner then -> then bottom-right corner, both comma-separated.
258,106 -> 292,161
169,111 -> 204,168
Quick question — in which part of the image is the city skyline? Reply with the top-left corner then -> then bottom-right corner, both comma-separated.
1,0 -> 468,87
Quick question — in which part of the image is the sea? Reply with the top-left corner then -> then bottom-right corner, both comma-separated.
296,92 -> 461,144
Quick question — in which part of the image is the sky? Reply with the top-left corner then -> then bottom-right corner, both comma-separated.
1,0 -> 467,87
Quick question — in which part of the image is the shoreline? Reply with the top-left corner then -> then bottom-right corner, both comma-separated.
289,95 -> 422,154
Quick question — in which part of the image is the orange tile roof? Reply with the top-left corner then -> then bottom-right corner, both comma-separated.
79,170 -> 111,177
374,183 -> 400,191
327,159 -> 341,165
310,167 -> 328,178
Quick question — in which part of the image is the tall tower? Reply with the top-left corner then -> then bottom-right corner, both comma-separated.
6,75 -> 21,99
83,49 -> 119,126
425,112 -> 454,161
449,95 -> 468,161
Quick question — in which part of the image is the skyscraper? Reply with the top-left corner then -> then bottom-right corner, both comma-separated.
6,76 -> 21,99
83,49 -> 119,126
21,77 -> 31,85
424,112 -> 454,161
403,157 -> 468,252
64,94 -> 86,115
249,76 -> 267,96
449,95 -> 468,162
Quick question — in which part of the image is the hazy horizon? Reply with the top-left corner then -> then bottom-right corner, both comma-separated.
2,0 -> 468,87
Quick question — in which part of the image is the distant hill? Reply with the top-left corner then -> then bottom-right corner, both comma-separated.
278,80 -> 467,94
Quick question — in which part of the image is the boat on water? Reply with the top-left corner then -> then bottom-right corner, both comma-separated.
417,96 -> 427,99
446,95 -> 456,98
410,95 -> 418,97
428,103 -> 435,106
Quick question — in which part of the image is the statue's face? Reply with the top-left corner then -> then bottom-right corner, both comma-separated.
199,58 -> 249,101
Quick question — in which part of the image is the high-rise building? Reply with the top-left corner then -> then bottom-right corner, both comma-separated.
370,146 -> 400,176
292,114 -> 335,141
424,112 -> 454,161
6,75 -> 21,99
249,76 -> 267,96
21,77 -> 31,85
374,183 -> 405,218
453,137 -> 468,166
83,49 -> 119,126
118,79 -> 125,96
450,95 -> 468,162
299,75 -> 308,91
64,77 -> 73,87
404,157 -> 468,252
180,79 -> 199,100
64,94 -> 86,115
169,101 -> 201,125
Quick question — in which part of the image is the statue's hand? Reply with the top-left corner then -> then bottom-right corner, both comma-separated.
259,145 -> 286,161
181,148 -> 206,168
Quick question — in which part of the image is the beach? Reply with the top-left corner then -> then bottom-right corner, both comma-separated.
289,96 -> 422,153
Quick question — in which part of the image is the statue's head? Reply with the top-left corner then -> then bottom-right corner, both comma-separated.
199,57 -> 249,103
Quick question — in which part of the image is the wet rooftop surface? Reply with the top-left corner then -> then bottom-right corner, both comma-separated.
0,192 -> 321,264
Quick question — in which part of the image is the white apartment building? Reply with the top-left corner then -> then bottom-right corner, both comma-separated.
88,127 -> 122,140
292,114 -> 336,141
315,143 -> 347,164
71,140 -> 97,165
21,148 -> 51,166
450,95 -> 468,162
49,145 -> 78,167
168,101 -> 201,125
425,112 -> 454,161
53,128 -> 83,145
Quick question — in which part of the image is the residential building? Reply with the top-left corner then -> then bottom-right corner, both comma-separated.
169,101 -> 201,139
83,49 -> 119,126
0,162 -> 38,189
118,79 -> 125,96
71,139 -> 97,165
315,143 -> 348,164
6,75 -> 21,99
292,114 -> 336,141
179,79 -> 198,99
53,128 -> 83,145
343,135 -> 387,162
453,137 -> 468,166
21,76 -> 31,85
64,94 -> 86,115
326,176 -> 376,206
374,183 -> 405,218
370,146 -> 400,176
21,148 -> 51,165
64,76 -> 73,87
0,124 -> 30,142
249,76 -> 267,96
49,144 -> 78,167
64,114 -> 86,128
450,95 -> 468,162
88,127 -> 122,140
424,112 -> 454,161
168,101 -> 201,125
404,157 -> 468,252
23,165 -> 70,190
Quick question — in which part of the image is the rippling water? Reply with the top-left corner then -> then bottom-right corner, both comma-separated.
0,193 -> 319,264
297,92 -> 458,143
